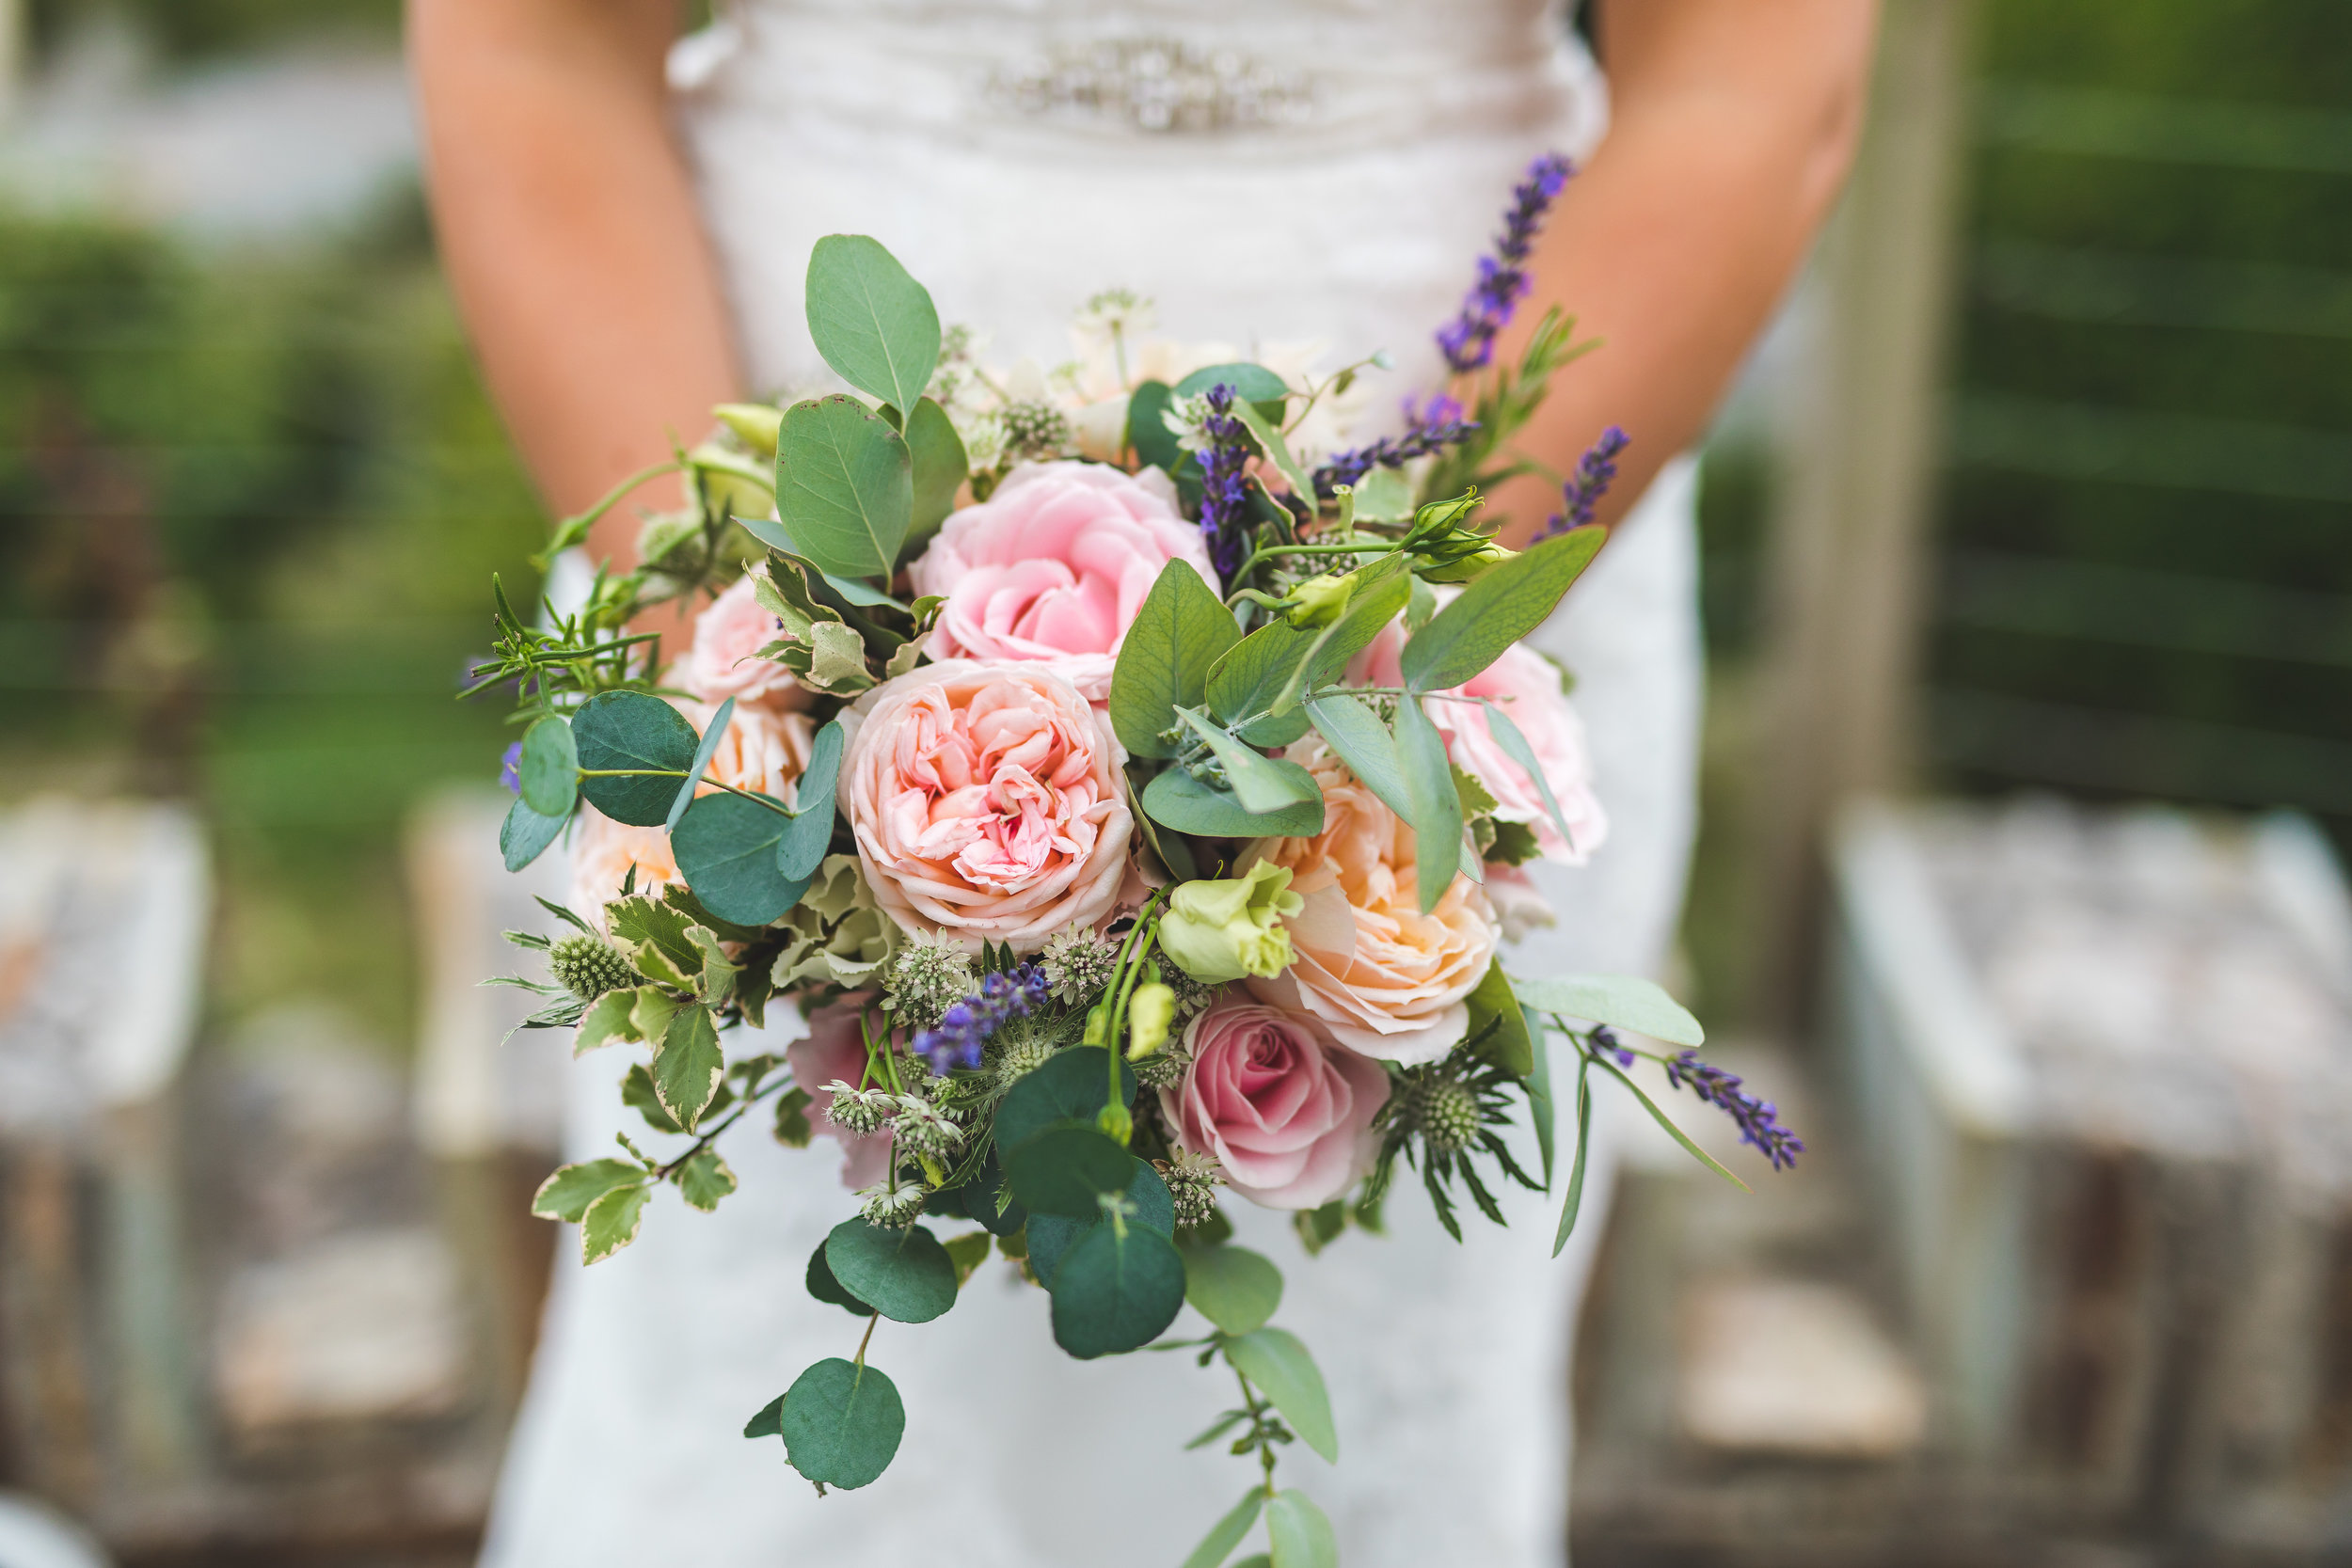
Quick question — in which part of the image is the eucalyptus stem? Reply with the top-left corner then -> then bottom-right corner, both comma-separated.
577,768 -> 797,816
1234,1365 -> 1279,1500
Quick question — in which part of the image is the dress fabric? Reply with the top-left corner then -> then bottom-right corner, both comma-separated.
481,3 -> 1703,1564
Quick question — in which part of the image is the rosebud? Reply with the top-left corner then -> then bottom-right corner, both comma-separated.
1282,572 -> 1354,629
1156,862 -> 1304,985
1126,982 -> 1176,1059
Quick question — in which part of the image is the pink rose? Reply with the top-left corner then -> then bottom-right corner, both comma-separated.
787,999 -> 891,1190
906,461 -> 1216,700
1161,1000 -> 1390,1211
1354,614 -> 1605,863
680,575 -> 798,707
1245,745 -> 1499,1065
839,659 -> 1133,953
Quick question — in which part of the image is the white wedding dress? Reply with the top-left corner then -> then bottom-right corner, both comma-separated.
481,3 -> 1702,1563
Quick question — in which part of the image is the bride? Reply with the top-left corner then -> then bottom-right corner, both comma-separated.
408,2 -> 1872,1562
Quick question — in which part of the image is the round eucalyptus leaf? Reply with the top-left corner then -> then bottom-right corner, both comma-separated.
959,1150 -> 1027,1237
1025,1159 -> 1171,1287
1172,361 -> 1290,406
778,1357 -> 904,1491
992,1048 -> 1135,1153
1049,1220 -> 1187,1359
500,796 -> 570,872
518,715 -> 578,817
824,1219 -> 958,1324
673,791 -> 807,926
804,1240 -> 872,1318
573,690 -> 699,826
1003,1122 -> 1135,1218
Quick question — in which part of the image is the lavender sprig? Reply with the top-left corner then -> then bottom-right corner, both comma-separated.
1313,393 -> 1481,497
1661,1050 -> 1805,1172
1198,383 -> 1253,579
1436,153 -> 1574,374
912,963 -> 1050,1075
1538,425 -> 1629,539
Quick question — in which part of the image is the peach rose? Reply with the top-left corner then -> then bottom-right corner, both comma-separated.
838,660 -> 1133,953
679,574 -> 798,708
1161,999 -> 1390,1210
787,998 -> 891,1190
906,461 -> 1216,700
1244,745 -> 1499,1066
568,703 -> 813,916
1354,615 -> 1605,864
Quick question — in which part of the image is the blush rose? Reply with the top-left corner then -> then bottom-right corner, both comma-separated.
838,659 -> 1133,953
1161,999 -> 1390,1211
905,461 -> 1216,700
786,998 -> 890,1190
679,574 -> 798,708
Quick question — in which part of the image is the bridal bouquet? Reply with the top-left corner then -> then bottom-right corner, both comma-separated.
477,156 -> 1797,1566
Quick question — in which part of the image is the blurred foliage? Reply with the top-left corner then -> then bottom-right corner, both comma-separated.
0,192 -> 546,1038
28,0 -> 399,58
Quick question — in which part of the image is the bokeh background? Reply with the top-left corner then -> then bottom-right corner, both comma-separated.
0,2 -> 2346,1564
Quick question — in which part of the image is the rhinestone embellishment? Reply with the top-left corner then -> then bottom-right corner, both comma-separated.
987,36 -> 1315,134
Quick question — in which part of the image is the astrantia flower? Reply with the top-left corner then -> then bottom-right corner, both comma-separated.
1040,926 -> 1120,1006
883,932 -> 977,1030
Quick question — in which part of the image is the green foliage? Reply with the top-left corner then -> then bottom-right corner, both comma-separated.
1174,709 -> 1325,818
676,1149 -> 738,1212
823,1220 -> 959,1324
1303,693 -> 1411,820
572,690 -> 698,826
654,1004 -> 725,1130
803,235 -> 943,417
804,1241 -> 875,1318
670,792 -> 807,927
1049,1216 -> 1188,1359
500,797 -> 571,872
1206,621 -> 1319,747
1110,560 -> 1241,758
778,1357 -> 906,1491
902,397 -> 968,556
1479,697 -> 1579,852
1393,696 -> 1464,913
1265,1490 -> 1340,1568
1464,961 -> 1534,1076
518,715 -> 578,817
1025,1160 -> 1172,1286
581,1182 -> 652,1264
531,1158 -> 644,1224
667,695 -> 736,831
1002,1122 -> 1136,1218
1399,529 -> 1606,693
1181,1244 -> 1284,1337
775,395 -> 913,580
1552,1052 -> 1594,1258
993,1047 -> 1136,1152
1125,380 -> 1184,472
1183,1489 -> 1267,1568
777,719 -> 846,879
1512,974 -> 1705,1047
1221,1329 -> 1338,1464
1174,362 -> 1291,406
1141,768 -> 1325,838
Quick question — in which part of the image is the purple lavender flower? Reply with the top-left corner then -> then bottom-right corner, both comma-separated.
1538,425 -> 1629,539
1436,153 -> 1575,374
499,740 -> 524,797
1661,1050 -> 1804,1172
1591,1025 -> 1635,1069
913,963 -> 1050,1075
1198,383 -> 1253,579
1313,393 -> 1481,497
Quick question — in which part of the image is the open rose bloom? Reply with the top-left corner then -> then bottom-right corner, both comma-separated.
1162,1000 -> 1388,1210
838,659 -> 1133,953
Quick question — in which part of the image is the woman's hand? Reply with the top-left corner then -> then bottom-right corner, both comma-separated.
1490,0 -> 1880,544
408,0 -> 742,594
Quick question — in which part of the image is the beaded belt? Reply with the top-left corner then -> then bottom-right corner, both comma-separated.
983,36 -> 1316,135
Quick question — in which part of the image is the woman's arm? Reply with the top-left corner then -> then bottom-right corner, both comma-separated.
1490,0 -> 1879,544
407,0 -> 741,572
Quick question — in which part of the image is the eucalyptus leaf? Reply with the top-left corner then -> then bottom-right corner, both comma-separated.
1048,1217 -> 1187,1359
1526,1012 -> 1557,1188
1003,1121 -> 1137,1218
672,791 -> 807,927
1183,1489 -> 1266,1568
1025,1159 -> 1172,1286
1351,466 -> 1413,524
742,1393 -> 786,1441
805,1239 -> 875,1317
803,234 -> 941,415
1510,974 -> 1705,1048
1303,555 -> 1412,689
1176,709 -> 1322,816
1400,528 -> 1606,693
1142,768 -> 1325,839
1551,1050 -> 1593,1258
1301,692 -> 1413,824
1464,959 -> 1534,1076
902,395 -> 967,557
778,1356 -> 905,1491
1266,1490 -> 1339,1568
1223,1327 -> 1338,1462
776,394 -> 913,579
1180,1243 -> 1283,1336
1174,362 -> 1291,407
1110,561 -> 1241,759
1482,698 -> 1580,855
666,695 -> 736,832
573,690 -> 699,827
957,1150 -> 1027,1238
518,715 -> 578,818
993,1047 -> 1135,1152
654,1003 -> 725,1130
1394,696 -> 1465,914
501,796 -> 571,872
778,718 -> 846,880
1228,399 -> 1315,516
824,1219 -> 960,1323
1205,621 -> 1316,747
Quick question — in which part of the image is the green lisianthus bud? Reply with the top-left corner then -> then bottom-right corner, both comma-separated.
1283,572 -> 1354,628
1126,982 -> 1176,1059
712,402 -> 783,458
1155,862 -> 1304,985
1420,542 -> 1518,584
